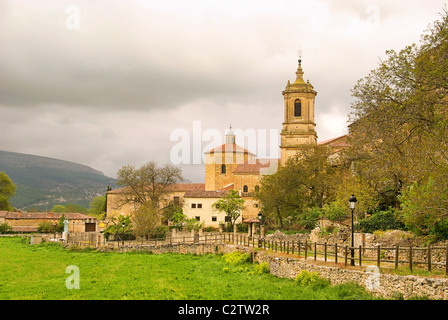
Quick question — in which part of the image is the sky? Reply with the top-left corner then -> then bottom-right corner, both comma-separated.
0,0 -> 447,183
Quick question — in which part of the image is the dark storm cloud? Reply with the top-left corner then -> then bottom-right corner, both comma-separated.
1,0 -> 447,182
0,0 -> 280,111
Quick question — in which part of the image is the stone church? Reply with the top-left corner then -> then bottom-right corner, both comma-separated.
106,59 -> 349,227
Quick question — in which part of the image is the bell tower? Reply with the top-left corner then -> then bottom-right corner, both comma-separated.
280,59 -> 317,165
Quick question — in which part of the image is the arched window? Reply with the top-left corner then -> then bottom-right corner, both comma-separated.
254,185 -> 260,193
243,185 -> 248,193
221,165 -> 226,174
294,99 -> 302,117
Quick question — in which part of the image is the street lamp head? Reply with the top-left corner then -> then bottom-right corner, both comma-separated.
122,222 -> 125,228
349,195 -> 357,210
258,212 -> 262,221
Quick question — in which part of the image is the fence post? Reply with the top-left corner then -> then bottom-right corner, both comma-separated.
359,245 -> 362,267
314,242 -> 317,261
298,240 -> 301,257
395,245 -> 399,270
344,245 -> 348,267
377,245 -> 381,268
291,241 -> 294,255
324,242 -> 327,262
428,244 -> 432,272
287,241 -> 290,254
335,243 -> 338,264
304,240 -> 308,259
409,245 -> 413,273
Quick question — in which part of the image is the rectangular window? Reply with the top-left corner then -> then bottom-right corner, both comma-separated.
174,197 -> 180,205
191,203 -> 196,208
195,216 -> 200,221
294,100 -> 302,117
197,203 -> 202,209
212,216 -> 217,222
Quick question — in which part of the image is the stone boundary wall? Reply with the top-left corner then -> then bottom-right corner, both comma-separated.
99,242 -> 222,256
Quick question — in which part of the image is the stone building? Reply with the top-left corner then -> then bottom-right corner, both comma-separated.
106,59 -> 349,228
0,210 -> 98,233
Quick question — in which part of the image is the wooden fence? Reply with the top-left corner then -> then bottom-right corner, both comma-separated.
65,232 -> 448,275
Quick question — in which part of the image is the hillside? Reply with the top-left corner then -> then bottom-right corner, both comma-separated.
0,150 -> 116,210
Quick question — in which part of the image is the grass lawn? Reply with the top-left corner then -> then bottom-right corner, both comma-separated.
0,237 -> 379,300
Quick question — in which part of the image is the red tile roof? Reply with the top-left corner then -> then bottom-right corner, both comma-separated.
184,190 -> 230,198
107,183 -> 205,194
3,211 -> 96,220
233,159 -> 280,174
318,135 -> 350,148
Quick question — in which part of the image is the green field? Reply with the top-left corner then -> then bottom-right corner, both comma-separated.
0,237 -> 377,300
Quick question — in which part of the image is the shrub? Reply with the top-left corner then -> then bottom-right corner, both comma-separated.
37,221 -> 56,233
254,262 -> 270,275
150,225 -> 169,239
359,210 -> 405,233
222,251 -> 250,266
294,270 -> 329,289
0,223 -> 12,234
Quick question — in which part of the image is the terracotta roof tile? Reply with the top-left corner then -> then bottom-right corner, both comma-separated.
4,212 -> 96,220
107,183 -> 205,194
184,190 -> 230,198
233,159 -> 279,174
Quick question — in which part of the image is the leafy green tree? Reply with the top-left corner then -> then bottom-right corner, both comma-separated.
348,10 -> 448,211
257,144 -> 341,229
399,178 -> 448,235
51,205 -> 66,213
88,195 -> 106,217
213,190 -> 245,230
0,172 -> 16,211
131,203 -> 160,239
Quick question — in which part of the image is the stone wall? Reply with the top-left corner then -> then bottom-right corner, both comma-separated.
101,242 -> 223,256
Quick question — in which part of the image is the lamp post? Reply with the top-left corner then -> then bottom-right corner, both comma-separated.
349,195 -> 357,266
121,222 -> 125,247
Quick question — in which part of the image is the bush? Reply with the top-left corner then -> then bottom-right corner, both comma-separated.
149,225 -> 169,239
37,221 -> 56,233
359,210 -> 405,233
222,251 -> 251,266
296,207 -> 321,230
254,262 -> 270,275
0,223 -> 12,234
429,219 -> 448,241
294,270 -> 329,289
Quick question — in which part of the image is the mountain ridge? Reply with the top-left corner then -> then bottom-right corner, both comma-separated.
0,150 -> 116,210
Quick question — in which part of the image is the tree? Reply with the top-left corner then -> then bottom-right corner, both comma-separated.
348,10 -> 448,211
0,172 -> 16,211
131,203 -> 161,239
257,144 -> 341,229
399,178 -> 448,235
88,195 -> 106,218
116,161 -> 184,211
213,190 -> 245,230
